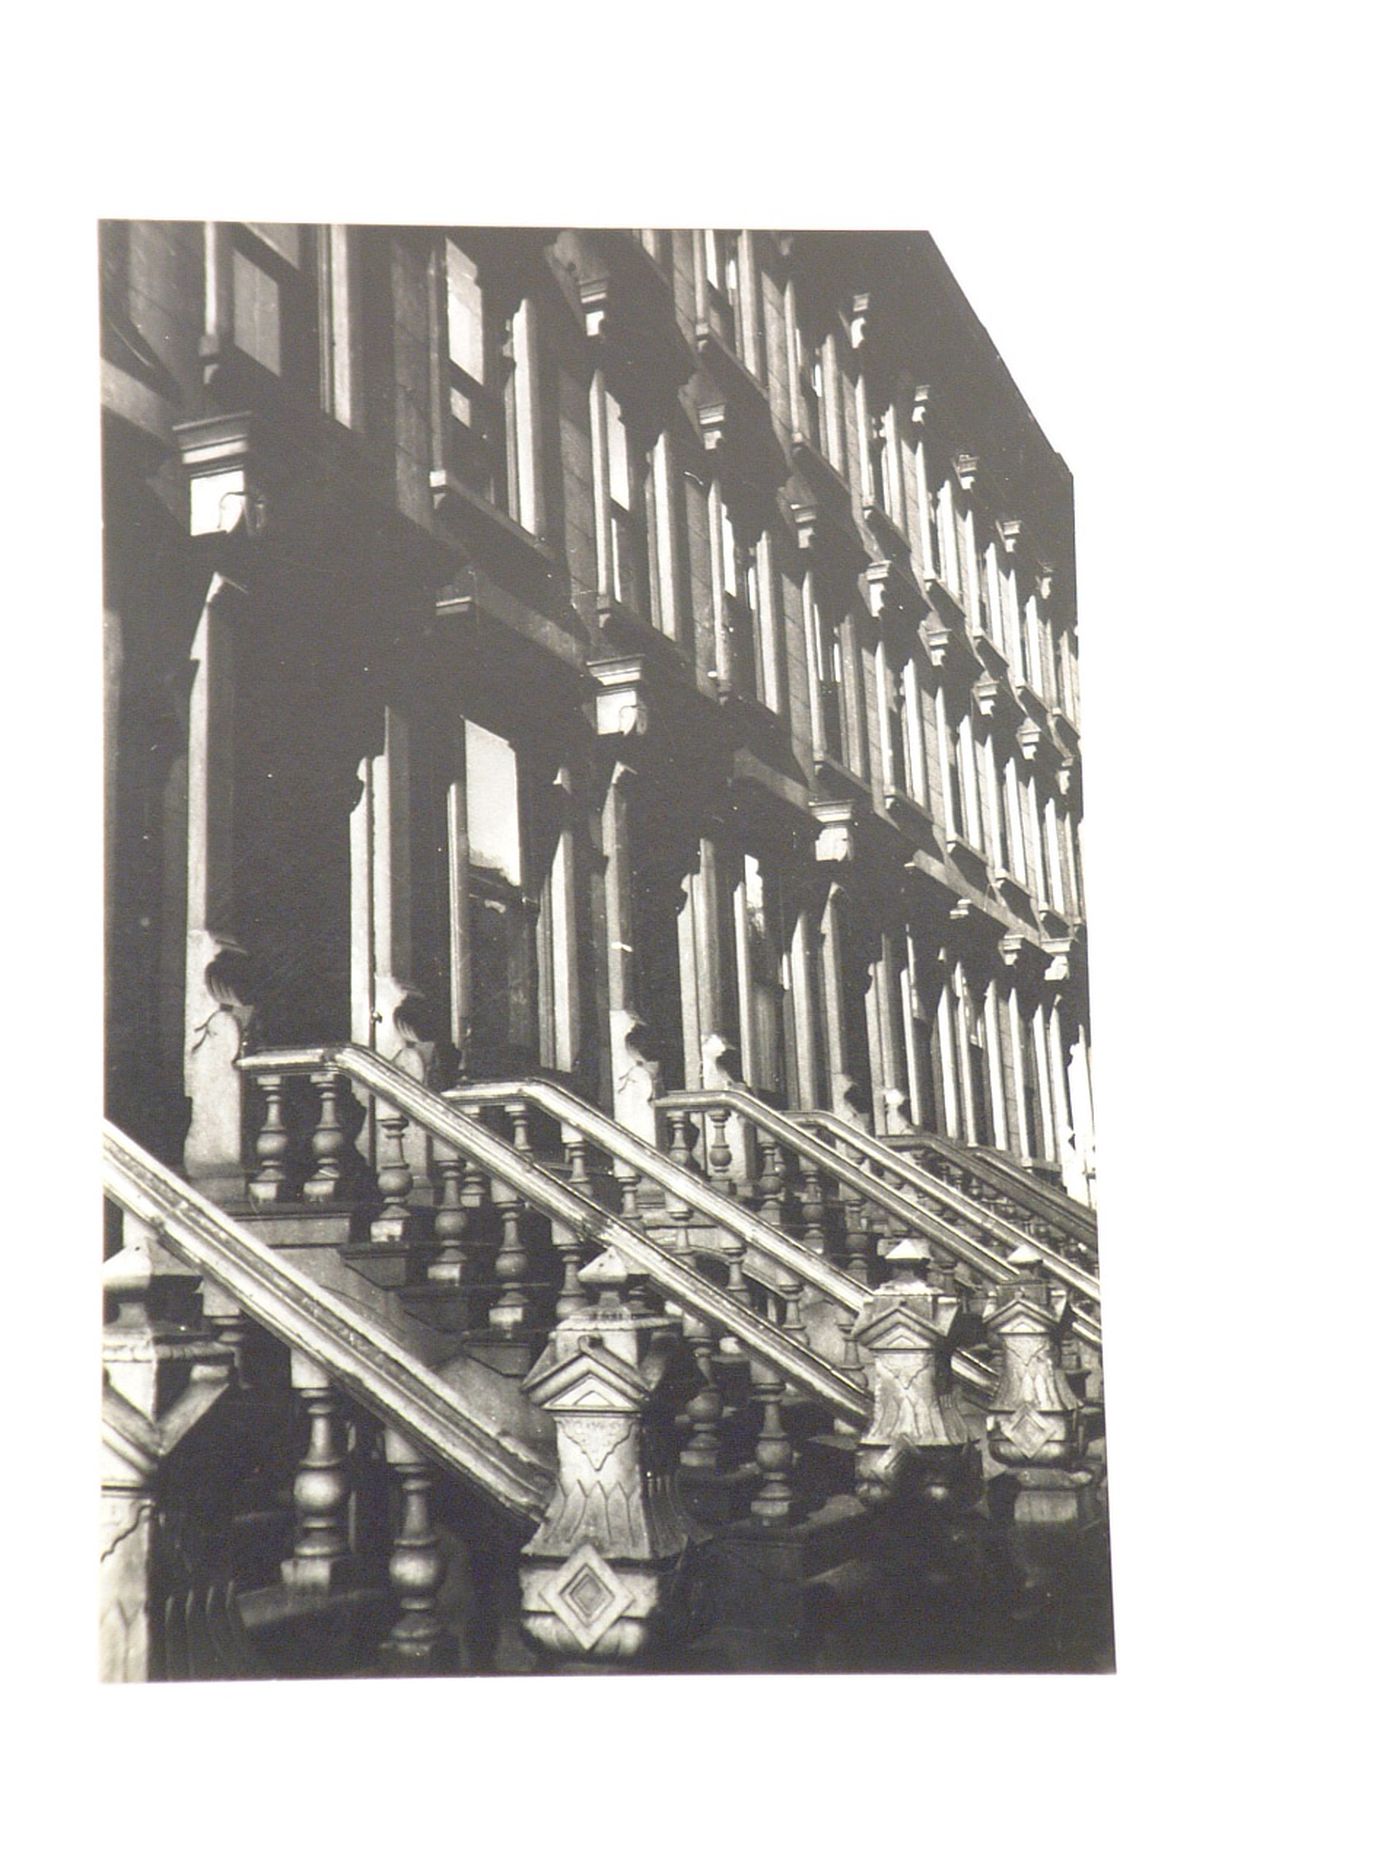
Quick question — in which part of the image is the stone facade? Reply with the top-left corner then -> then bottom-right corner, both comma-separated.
102,222 -> 1094,1213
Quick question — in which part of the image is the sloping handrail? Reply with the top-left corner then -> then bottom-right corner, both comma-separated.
102,1120 -> 555,1522
659,1085 -> 1015,1288
798,1109 -> 1101,1315
658,1084 -> 1100,1355
449,1076 -> 998,1403
444,1078 -> 867,1316
890,1129 -> 1098,1251
236,1046 -> 870,1427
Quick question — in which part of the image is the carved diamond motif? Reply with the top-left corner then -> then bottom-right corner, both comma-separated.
538,1542 -> 635,1653
1003,1406 -> 1054,1459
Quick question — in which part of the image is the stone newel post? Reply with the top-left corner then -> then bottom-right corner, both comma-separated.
982,1250 -> 1093,1531
850,1239 -> 978,1506
519,1248 -> 697,1664
100,1213 -> 234,1681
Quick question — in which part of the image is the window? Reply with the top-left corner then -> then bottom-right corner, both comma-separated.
1018,1011 -> 1045,1157
964,985 -> 994,1146
720,499 -> 762,699
605,389 -> 653,621
813,594 -> 846,764
870,399 -> 904,526
1043,796 -> 1066,912
798,337 -> 826,449
956,712 -> 982,848
934,480 -> 959,596
946,726 -> 967,841
637,228 -> 673,276
231,223 -> 318,393
982,735 -> 1005,867
1004,760 -> 1029,882
1003,567 -> 1027,683
878,642 -> 919,801
702,228 -> 740,350
740,853 -> 788,1099
700,228 -> 767,383
463,721 -> 535,1065
976,549 -> 994,645
439,238 -> 523,519
868,404 -> 886,511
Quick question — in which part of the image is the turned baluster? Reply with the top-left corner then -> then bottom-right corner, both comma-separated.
200,1279 -> 253,1388
799,1163 -> 828,1254
249,1073 -> 292,1207
864,1202 -> 890,1280
680,1321 -> 725,1471
450,1102 -> 488,1211
622,1265 -> 653,1316
616,1160 -> 643,1222
489,1195 -> 531,1332
282,1360 -> 354,1590
706,1103 -> 734,1195
666,1109 -> 695,1177
562,1126 -> 595,1200
381,1430 -> 449,1670
505,1100 -> 534,1164
554,1224 -> 588,1320
370,1106 -> 414,1244
832,1310 -> 864,1438
719,1233 -> 751,1313
757,1138 -> 786,1227
750,1359 -> 796,1524
779,1268 -> 807,1349
303,1069 -> 350,1206
840,1186 -> 873,1285
429,1152 -> 471,1284
663,1111 -> 695,1219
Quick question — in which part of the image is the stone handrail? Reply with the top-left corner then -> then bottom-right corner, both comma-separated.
446,1077 -> 868,1316
658,1084 -> 1017,1287
236,1046 -> 870,1427
658,1084 -> 1099,1357
451,1076 -> 998,1403
892,1130 -> 1099,1252
102,1120 -> 555,1522
798,1109 -> 1102,1327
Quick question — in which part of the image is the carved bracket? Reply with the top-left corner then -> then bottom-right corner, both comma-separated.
810,797 -> 860,865
590,655 -> 651,739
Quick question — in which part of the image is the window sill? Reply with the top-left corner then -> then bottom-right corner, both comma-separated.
431,470 -> 562,577
883,786 -> 935,836
992,867 -> 1036,914
946,833 -> 990,872
790,432 -> 853,512
1050,706 -> 1081,751
971,630 -> 1010,681
862,497 -> 910,561
812,753 -> 870,803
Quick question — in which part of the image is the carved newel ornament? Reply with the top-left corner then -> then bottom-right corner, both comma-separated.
101,1214 -> 234,1681
983,1247 -> 1093,1529
519,1248 -> 698,1664
850,1239 -> 978,1506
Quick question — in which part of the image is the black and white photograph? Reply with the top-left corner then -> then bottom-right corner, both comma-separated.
8,4 -> 1390,1859
98,218 -> 1111,1681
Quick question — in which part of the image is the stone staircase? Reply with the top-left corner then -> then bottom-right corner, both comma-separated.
100,1047 -> 1112,1679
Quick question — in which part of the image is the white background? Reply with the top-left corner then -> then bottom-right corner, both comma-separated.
2,3 -> 1393,1858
